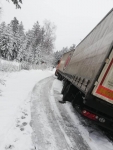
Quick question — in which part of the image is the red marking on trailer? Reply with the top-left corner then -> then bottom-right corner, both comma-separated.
56,60 -> 61,70
64,55 -> 71,68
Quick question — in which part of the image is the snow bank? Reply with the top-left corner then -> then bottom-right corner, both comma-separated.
0,59 -> 21,72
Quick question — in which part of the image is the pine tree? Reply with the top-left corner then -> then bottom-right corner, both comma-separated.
34,44 -> 42,64
16,22 -> 25,61
0,22 -> 10,59
5,24 -> 14,60
23,30 -> 34,63
9,17 -> 22,60
0,22 -> 6,36
11,17 -> 19,34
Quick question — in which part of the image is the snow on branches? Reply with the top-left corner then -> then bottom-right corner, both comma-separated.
0,18 -> 56,68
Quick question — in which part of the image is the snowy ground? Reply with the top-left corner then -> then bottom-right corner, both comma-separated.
0,70 -> 113,150
0,70 -> 53,150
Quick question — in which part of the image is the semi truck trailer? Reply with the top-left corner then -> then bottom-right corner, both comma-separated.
56,9 -> 113,131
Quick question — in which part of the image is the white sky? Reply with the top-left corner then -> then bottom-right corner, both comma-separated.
0,0 -> 113,51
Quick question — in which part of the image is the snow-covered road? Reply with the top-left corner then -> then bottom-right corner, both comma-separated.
0,70 -> 113,150
31,76 -> 113,150
31,76 -> 90,150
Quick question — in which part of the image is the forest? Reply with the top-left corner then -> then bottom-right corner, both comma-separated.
0,17 -> 57,65
0,16 -> 76,68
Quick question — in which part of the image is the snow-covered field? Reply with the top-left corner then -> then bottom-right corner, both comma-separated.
0,69 -> 113,150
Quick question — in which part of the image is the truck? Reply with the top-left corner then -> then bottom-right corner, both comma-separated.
55,50 -> 74,80
56,9 -> 113,132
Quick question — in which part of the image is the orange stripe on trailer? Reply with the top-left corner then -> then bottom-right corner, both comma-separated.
96,85 -> 113,100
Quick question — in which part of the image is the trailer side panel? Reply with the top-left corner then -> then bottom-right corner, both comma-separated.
64,9 -> 113,95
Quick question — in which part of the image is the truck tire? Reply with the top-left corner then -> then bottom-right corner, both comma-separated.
57,74 -> 60,80
55,71 -> 58,76
72,92 -> 83,108
62,83 -> 71,101
59,75 -> 62,81
57,74 -> 62,80
61,80 -> 69,94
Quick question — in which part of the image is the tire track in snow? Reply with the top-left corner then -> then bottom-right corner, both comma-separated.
31,77 -> 71,150
31,77 -> 58,150
49,78 -> 91,150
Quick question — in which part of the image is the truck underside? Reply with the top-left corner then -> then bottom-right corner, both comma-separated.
56,71 -> 113,132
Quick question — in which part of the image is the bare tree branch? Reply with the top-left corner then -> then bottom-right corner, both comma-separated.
6,0 -> 22,9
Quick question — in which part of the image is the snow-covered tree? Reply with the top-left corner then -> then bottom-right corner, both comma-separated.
9,18 -> 25,60
34,44 -> 42,64
16,22 -> 25,61
0,18 -> 57,68
10,17 -> 19,34
5,24 -> 14,60
70,44 -> 76,51
53,44 -> 76,66
43,20 -> 56,55
0,22 -> 6,36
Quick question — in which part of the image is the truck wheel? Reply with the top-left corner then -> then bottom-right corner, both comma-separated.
62,83 -> 71,101
55,71 -> 58,76
57,74 -> 61,80
61,80 -> 68,94
72,92 -> 83,107
59,75 -> 62,80
57,75 -> 60,80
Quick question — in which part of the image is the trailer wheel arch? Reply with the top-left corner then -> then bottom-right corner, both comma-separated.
62,82 -> 80,102
71,91 -> 83,108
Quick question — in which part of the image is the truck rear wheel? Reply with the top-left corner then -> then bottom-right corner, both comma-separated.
72,92 -> 83,108
59,75 -> 62,80
57,74 -> 62,80
61,80 -> 69,94
55,70 -> 58,76
62,83 -> 80,102
62,83 -> 71,102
